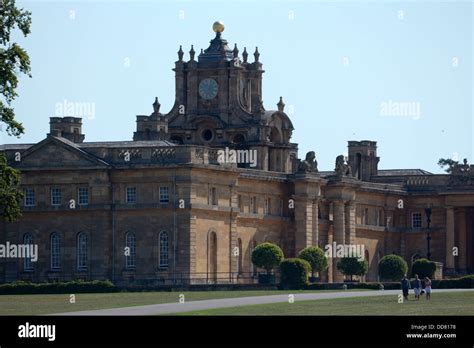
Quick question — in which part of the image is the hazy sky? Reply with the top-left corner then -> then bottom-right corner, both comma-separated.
2,0 -> 472,173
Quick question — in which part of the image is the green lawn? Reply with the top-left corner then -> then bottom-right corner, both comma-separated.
0,289 -> 351,315
176,291 -> 474,316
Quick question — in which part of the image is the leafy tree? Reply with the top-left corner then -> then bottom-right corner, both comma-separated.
0,154 -> 22,221
336,257 -> 368,281
411,258 -> 436,279
251,242 -> 284,275
378,254 -> 408,281
280,258 -> 311,290
437,158 -> 458,174
0,0 -> 32,222
298,246 -> 328,279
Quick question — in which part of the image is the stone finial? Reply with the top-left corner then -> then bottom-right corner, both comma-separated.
153,97 -> 161,114
189,45 -> 195,61
254,47 -> 260,62
277,96 -> 285,112
233,43 -> 239,59
242,47 -> 248,63
177,45 -> 183,61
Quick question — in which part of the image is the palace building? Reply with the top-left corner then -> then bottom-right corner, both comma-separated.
1,22 -> 473,285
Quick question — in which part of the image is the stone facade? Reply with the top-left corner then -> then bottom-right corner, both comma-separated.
1,23 -> 473,285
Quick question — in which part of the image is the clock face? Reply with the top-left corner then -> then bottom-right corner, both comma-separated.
199,78 -> 218,100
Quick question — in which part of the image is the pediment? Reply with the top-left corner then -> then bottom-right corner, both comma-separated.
17,136 -> 109,169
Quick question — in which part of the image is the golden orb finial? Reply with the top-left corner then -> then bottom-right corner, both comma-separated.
212,21 -> 225,33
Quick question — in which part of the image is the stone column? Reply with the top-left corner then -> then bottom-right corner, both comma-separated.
457,208 -> 467,272
327,225 -> 334,283
445,207 -> 455,274
333,200 -> 345,282
313,199 -> 319,246
295,197 -> 313,254
345,201 -> 356,246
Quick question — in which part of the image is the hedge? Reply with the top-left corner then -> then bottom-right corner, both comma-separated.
411,258 -> 436,278
378,254 -> 408,281
0,280 -> 118,295
280,258 -> 311,290
304,275 -> 474,291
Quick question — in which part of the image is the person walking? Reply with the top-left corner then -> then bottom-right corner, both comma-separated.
424,277 -> 432,300
401,275 -> 410,301
412,274 -> 421,301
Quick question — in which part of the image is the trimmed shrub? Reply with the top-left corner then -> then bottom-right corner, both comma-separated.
411,258 -> 437,279
280,258 -> 311,290
0,280 -> 117,295
378,254 -> 408,281
251,242 -> 284,274
298,246 -> 328,280
336,257 -> 368,281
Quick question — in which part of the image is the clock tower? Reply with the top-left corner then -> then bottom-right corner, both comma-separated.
134,21 -> 297,173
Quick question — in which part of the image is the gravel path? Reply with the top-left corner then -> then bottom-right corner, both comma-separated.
52,288 -> 474,316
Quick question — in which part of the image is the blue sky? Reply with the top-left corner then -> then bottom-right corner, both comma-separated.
2,0 -> 472,173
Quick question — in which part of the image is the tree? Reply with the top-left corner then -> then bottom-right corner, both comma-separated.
0,154 -> 22,221
251,242 -> 284,275
0,0 -> 32,222
280,258 -> 311,290
437,158 -> 458,174
298,246 -> 328,280
378,254 -> 408,281
336,257 -> 368,281
411,258 -> 436,279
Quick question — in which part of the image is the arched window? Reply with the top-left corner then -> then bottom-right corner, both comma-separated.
237,238 -> 243,275
23,233 -> 34,271
125,232 -> 136,269
159,231 -> 169,268
77,233 -> 88,271
51,233 -> 61,270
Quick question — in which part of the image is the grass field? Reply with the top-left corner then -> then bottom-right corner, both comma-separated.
176,291 -> 474,316
0,289 -> 349,315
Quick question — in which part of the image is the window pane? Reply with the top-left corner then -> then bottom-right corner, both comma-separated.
126,187 -> 137,204
159,232 -> 169,267
51,188 -> 61,206
126,233 -> 136,268
24,189 -> 35,207
51,233 -> 61,270
159,186 -> 169,203
23,233 -> 34,271
78,187 -> 89,205
77,233 -> 88,270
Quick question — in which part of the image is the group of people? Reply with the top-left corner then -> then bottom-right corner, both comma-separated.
401,274 -> 432,301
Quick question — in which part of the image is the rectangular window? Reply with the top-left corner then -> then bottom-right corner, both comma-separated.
126,187 -> 137,204
363,208 -> 369,225
377,210 -> 382,226
412,212 -> 422,229
250,196 -> 257,214
238,195 -> 243,212
78,187 -> 89,205
209,187 -> 217,206
24,188 -> 35,207
264,198 -> 270,216
159,186 -> 169,203
51,188 -> 61,206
